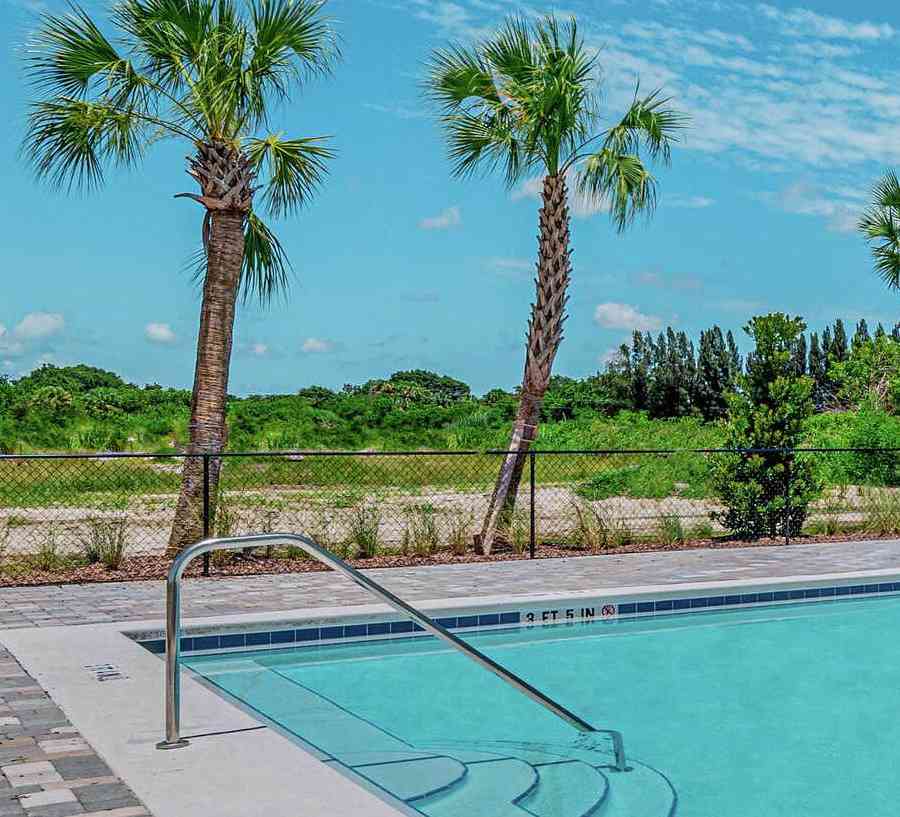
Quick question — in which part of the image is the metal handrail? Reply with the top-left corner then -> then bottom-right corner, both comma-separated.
156,532 -> 629,771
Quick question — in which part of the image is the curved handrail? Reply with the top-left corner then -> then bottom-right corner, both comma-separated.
155,532 -> 628,771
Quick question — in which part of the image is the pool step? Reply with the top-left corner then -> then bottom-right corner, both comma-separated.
355,756 -> 467,803
416,740 -> 675,817
592,762 -> 676,817
517,760 -> 608,817
416,757 -> 537,817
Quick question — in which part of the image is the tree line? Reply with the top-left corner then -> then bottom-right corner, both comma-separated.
604,318 -> 900,422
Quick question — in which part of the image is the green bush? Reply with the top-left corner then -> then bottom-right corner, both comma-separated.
712,314 -> 820,539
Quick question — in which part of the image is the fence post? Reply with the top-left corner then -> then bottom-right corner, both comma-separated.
783,451 -> 791,547
202,454 -> 211,576
529,451 -> 536,559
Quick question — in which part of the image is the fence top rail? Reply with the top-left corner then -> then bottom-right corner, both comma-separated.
1,446 -> 900,462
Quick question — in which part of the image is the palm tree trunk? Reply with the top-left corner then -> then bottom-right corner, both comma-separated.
167,209 -> 245,555
478,174 -> 571,554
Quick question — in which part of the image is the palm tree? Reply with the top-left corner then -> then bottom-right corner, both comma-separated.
427,15 -> 686,553
22,0 -> 338,554
860,172 -> 900,290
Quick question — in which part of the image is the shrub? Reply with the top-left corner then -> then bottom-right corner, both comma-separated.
445,509 -> 474,556
712,314 -> 820,539
656,514 -> 685,546
83,516 -> 128,569
347,506 -> 380,559
501,511 -> 530,555
30,527 -> 64,571
569,499 -> 608,551
688,519 -> 714,540
405,504 -> 439,556
860,488 -> 900,536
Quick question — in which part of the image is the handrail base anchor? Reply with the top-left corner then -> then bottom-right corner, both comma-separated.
156,739 -> 190,750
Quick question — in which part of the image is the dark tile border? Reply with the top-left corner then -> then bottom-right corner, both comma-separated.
138,580 -> 900,656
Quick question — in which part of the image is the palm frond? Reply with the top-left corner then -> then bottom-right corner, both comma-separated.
443,109 -> 528,185
860,173 -> 900,290
242,212 -> 292,304
250,0 -> 338,85
27,4 -> 125,99
577,149 -> 656,231
187,211 -> 292,305
23,98 -> 144,190
245,133 -> 334,218
426,45 -> 498,111
602,87 -> 688,165
426,14 -> 610,181
115,0 -> 214,89
481,16 -> 534,86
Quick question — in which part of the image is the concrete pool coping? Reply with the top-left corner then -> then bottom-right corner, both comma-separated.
5,565 -> 900,817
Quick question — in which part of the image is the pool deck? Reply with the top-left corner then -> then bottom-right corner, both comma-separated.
1,537 -> 900,817
1,537 -> 900,628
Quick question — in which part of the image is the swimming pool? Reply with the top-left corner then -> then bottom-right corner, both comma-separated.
184,592 -> 900,816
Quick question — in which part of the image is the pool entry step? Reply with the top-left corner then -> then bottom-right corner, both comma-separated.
346,741 -> 676,817
189,657 -> 677,817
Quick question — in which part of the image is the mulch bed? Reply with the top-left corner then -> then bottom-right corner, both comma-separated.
0,530 -> 883,587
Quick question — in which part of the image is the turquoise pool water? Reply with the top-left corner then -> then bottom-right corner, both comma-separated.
185,594 -> 900,816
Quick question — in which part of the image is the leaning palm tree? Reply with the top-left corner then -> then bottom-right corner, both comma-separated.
22,0 -> 338,554
427,15 -> 686,553
860,171 -> 900,290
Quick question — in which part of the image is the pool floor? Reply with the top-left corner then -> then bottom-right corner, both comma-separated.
185,594 -> 900,816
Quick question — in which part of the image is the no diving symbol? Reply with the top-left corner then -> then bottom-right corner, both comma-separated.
600,604 -> 617,618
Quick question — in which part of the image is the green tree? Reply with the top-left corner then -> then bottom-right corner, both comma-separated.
791,332 -> 807,376
725,330 -> 742,379
427,15 -> 685,552
853,318 -> 871,350
387,370 -> 471,404
808,332 -> 826,405
22,0 -> 339,553
695,326 -> 734,421
711,313 -> 819,540
830,319 -> 849,363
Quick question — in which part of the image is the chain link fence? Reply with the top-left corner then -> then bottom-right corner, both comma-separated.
0,448 -> 897,585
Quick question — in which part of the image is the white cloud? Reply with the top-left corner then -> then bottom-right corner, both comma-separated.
419,206 -> 462,230
791,41 -> 860,59
488,257 -> 533,278
14,312 -> 64,340
302,337 -> 334,354
758,181 -> 864,233
144,322 -> 177,344
364,102 -> 427,120
635,270 -> 704,291
511,177 -> 544,202
594,303 -> 663,332
757,5 -> 895,41
667,195 -> 715,209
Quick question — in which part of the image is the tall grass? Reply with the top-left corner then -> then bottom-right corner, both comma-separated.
347,506 -> 381,559
861,488 -> 900,536
82,516 -> 128,569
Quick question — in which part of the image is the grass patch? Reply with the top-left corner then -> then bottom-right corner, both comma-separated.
576,453 -> 713,500
860,488 -> 900,536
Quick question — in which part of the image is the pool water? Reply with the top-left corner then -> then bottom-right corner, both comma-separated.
185,594 -> 900,816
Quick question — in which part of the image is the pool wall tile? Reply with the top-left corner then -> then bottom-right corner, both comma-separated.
138,577 -> 900,656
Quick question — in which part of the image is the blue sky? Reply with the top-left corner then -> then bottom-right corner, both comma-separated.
2,0 -> 900,395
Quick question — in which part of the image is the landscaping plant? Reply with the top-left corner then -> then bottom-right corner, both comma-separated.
711,314 -> 820,539
22,0 -> 339,554
427,14 -> 686,553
